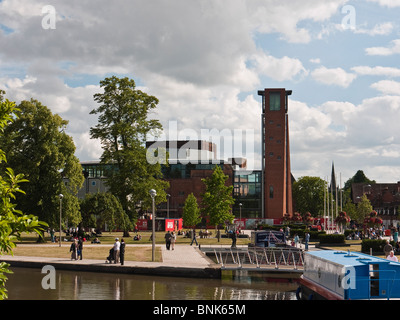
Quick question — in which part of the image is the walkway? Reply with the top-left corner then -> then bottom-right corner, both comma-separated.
0,244 -> 220,279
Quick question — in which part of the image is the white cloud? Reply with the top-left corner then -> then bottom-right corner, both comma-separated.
250,52 -> 309,82
366,39 -> 400,56
370,80 -> 400,95
354,22 -> 394,36
248,0 -> 348,43
351,66 -> 400,77
289,96 -> 400,182
311,66 -> 356,87
367,0 -> 400,8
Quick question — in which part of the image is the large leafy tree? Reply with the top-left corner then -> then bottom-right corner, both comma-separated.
80,192 -> 130,231
90,76 -> 169,235
182,193 -> 202,229
0,98 -> 83,228
202,165 -> 234,240
292,176 -> 326,216
0,94 -> 48,299
354,194 -> 373,224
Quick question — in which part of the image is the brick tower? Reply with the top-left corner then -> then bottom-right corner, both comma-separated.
258,88 -> 293,219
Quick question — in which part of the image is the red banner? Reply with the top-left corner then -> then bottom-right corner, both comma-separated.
165,219 -> 183,231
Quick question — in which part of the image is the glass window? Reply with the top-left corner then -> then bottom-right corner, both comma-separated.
269,186 -> 274,198
269,92 -> 281,111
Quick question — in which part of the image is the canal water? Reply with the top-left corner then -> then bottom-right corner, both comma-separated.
5,267 -> 297,300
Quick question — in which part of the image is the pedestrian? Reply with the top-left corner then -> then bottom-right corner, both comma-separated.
387,250 -> 399,262
113,238 -> 120,264
304,232 -> 310,251
165,231 -> 172,250
77,236 -> 83,260
190,229 -> 198,246
384,240 -> 393,257
231,230 -> 237,248
69,239 -> 78,260
171,231 -> 176,250
294,234 -> 299,248
50,228 -> 55,243
120,238 -> 125,265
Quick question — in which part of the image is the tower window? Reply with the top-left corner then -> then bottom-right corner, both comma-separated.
269,92 -> 281,111
269,186 -> 274,198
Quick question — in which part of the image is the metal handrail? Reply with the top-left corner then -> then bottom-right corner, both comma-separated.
214,247 -> 304,270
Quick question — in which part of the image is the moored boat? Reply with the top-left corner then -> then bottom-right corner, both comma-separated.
297,250 -> 400,300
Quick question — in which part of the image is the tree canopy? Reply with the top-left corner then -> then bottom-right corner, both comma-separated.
201,165 -> 235,229
292,176 -> 325,216
182,193 -> 201,229
0,95 -> 48,299
0,98 -> 83,228
89,76 -> 169,234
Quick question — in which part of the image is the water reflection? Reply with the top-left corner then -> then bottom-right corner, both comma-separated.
6,267 -> 297,300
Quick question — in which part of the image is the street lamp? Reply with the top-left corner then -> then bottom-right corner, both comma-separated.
149,189 -> 157,262
167,194 -> 170,219
59,194 -> 63,247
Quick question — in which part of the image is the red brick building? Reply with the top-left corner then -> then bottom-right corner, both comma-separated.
259,88 -> 294,219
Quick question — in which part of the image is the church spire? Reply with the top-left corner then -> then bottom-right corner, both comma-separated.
330,161 -> 337,193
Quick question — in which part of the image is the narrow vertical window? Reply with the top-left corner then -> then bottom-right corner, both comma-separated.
269,186 -> 274,199
269,92 -> 281,111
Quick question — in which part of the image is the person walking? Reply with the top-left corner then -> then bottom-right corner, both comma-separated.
113,238 -> 121,264
190,229 -> 198,246
304,232 -> 310,251
294,234 -> 299,248
120,238 -> 125,265
77,236 -> 83,260
165,231 -> 172,250
171,231 -> 176,250
69,239 -> 78,260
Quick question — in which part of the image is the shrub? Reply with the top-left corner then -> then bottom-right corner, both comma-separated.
361,239 -> 393,254
318,234 -> 345,244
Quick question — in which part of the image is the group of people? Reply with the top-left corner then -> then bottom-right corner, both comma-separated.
112,238 -> 126,265
164,231 -> 176,250
69,237 -> 84,260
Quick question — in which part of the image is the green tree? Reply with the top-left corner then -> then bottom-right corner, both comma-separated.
90,76 -> 169,236
292,176 -> 326,216
182,193 -> 202,229
202,165 -> 234,241
344,170 -> 376,191
0,99 -> 83,229
354,194 -> 373,224
80,192 -> 130,231
0,96 -> 48,299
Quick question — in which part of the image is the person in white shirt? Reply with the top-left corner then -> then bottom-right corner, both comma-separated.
387,250 -> 398,262
113,238 -> 121,264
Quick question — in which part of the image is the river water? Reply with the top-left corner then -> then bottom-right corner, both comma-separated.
5,267 -> 297,300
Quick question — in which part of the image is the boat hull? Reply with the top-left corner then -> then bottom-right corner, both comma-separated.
297,276 -> 343,300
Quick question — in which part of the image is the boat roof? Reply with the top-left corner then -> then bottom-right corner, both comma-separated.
306,250 -> 396,267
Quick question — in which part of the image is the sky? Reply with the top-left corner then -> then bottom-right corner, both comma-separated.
1,0 -> 400,185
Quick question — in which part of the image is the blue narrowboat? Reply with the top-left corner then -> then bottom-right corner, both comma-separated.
298,250 -> 400,300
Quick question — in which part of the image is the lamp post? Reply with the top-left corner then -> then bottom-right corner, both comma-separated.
149,189 -> 157,262
167,194 -> 170,219
59,194 -> 63,247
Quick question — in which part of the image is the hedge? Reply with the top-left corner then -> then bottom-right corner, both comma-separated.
361,239 -> 394,254
318,234 -> 345,244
